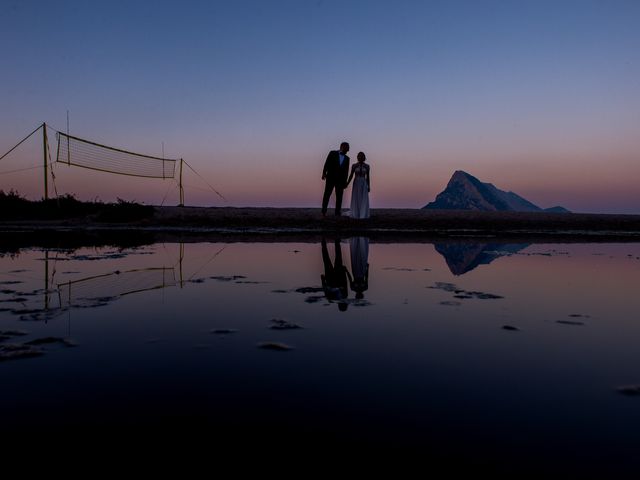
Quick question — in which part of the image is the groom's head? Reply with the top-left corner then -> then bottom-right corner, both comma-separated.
339,142 -> 349,154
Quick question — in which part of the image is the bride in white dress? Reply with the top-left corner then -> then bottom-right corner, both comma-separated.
346,152 -> 370,219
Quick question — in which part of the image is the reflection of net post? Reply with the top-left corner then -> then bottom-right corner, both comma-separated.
44,249 -> 49,310
179,159 -> 184,206
179,242 -> 184,288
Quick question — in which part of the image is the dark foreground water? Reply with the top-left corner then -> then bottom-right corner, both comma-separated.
1,239 -> 639,471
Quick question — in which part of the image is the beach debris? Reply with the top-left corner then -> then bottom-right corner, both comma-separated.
439,301 -> 461,307
235,280 -> 267,284
467,292 -> 504,300
502,325 -> 520,331
13,308 -> 47,315
271,289 -> 289,293
0,280 -> 23,285
304,295 -> 325,304
0,334 -> 74,361
24,336 -> 76,347
513,250 -> 569,257
0,330 -> 28,336
0,330 -> 28,342
19,311 -> 64,322
617,385 -> 640,396
63,252 -> 128,261
269,319 -> 302,330
0,297 -> 28,303
568,314 -> 590,318
429,282 -> 458,292
557,320 -> 585,326
188,278 -> 206,283
211,328 -> 238,335
295,286 -> 324,294
351,299 -> 373,307
429,282 -> 503,300
257,342 -> 293,351
0,343 -> 44,361
210,275 -> 247,282
383,267 -> 416,271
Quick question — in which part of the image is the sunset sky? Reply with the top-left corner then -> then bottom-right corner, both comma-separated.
1,0 -> 639,213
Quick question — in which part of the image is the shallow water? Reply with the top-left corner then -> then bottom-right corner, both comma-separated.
1,239 -> 640,470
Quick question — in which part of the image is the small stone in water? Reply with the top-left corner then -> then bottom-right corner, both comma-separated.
211,328 -> 238,334
617,385 -> 640,396
502,325 -> 519,331
257,342 -> 293,351
269,319 -> 302,330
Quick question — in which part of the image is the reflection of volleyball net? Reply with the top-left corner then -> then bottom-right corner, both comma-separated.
56,132 -> 177,179
57,267 -> 176,308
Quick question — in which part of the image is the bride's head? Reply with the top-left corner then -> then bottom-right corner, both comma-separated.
357,152 -> 366,163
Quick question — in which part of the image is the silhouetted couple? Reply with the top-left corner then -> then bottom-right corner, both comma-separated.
321,237 -> 369,311
321,142 -> 371,219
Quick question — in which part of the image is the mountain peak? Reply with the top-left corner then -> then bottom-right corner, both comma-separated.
424,171 -> 569,213
449,170 -> 474,182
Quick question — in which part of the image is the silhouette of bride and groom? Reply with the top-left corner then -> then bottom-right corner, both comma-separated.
321,142 -> 371,219
321,236 -> 369,311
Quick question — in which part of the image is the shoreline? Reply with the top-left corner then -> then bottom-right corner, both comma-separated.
2,207 -> 640,247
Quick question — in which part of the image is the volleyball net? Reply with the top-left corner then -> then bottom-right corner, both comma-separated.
1,123 -> 226,204
56,132 -> 177,179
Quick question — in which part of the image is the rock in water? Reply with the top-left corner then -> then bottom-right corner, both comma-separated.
617,385 -> 640,396
257,342 -> 293,351
269,319 -> 302,330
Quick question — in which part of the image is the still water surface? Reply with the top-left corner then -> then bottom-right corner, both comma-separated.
1,239 -> 639,469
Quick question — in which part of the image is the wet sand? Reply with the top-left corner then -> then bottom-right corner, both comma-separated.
153,207 -> 640,233
2,207 -> 640,243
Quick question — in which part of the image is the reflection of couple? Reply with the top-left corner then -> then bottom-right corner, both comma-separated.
321,142 -> 371,219
321,237 -> 369,311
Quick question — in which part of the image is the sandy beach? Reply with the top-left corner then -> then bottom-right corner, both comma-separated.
2,207 -> 640,245
152,207 -> 640,234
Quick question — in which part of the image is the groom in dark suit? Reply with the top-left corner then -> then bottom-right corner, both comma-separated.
321,142 -> 350,216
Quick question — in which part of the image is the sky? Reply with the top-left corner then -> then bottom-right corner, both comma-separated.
1,0 -> 639,213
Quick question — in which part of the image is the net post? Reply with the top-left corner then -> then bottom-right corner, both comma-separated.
179,158 -> 184,206
66,110 -> 70,165
42,123 -> 49,200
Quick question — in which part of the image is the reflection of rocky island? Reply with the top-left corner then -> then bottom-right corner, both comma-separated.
434,243 -> 529,275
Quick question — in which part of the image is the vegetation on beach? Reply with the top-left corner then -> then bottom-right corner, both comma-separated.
0,190 -> 154,222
